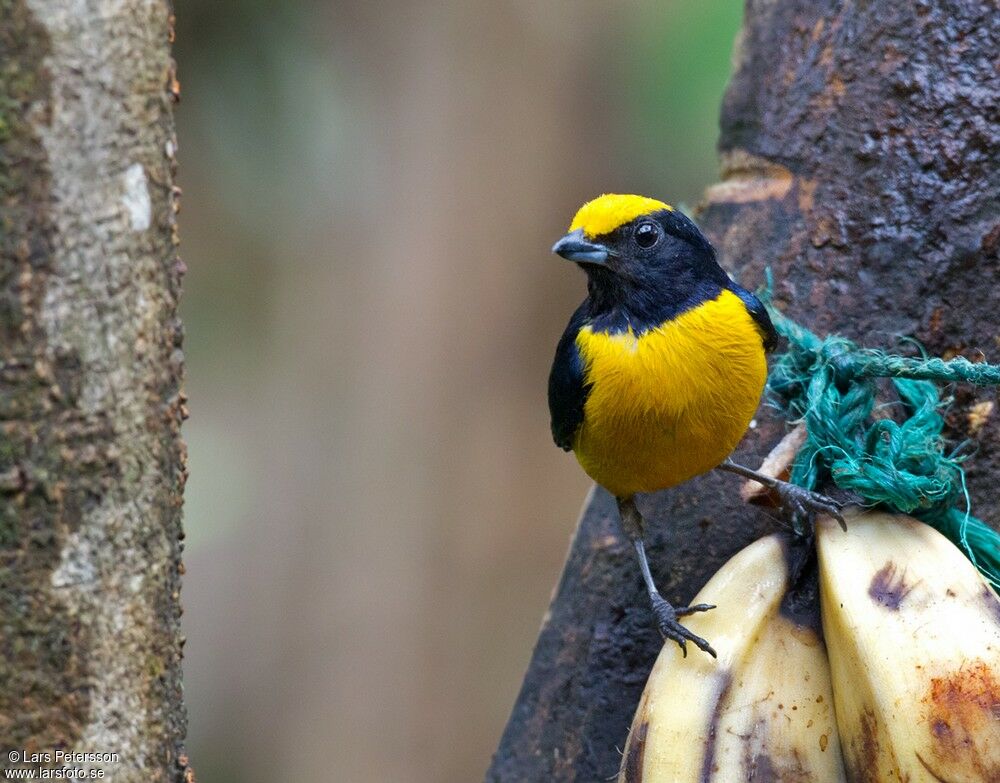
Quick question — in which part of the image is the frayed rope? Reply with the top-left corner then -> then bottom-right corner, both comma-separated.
760,274 -> 1000,587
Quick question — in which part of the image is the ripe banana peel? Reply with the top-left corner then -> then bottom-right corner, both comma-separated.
818,510 -> 1000,782
619,534 -> 845,782
619,509 -> 1000,783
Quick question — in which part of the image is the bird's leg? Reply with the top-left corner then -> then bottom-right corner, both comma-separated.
717,459 -> 846,535
616,496 -> 717,658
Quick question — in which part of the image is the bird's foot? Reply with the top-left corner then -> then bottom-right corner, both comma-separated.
772,481 -> 846,535
650,593 -> 716,658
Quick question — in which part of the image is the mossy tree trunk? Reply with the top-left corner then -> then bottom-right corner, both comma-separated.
1,2 -> 192,781
487,0 -> 999,780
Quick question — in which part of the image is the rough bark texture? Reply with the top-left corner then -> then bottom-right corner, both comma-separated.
488,0 -> 999,780
0,2 -> 192,781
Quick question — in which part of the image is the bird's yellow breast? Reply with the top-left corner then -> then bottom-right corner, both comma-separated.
572,289 -> 767,497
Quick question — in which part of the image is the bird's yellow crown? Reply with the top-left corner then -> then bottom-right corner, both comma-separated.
568,194 -> 674,238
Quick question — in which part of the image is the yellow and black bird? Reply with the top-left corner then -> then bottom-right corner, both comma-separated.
548,194 -> 842,657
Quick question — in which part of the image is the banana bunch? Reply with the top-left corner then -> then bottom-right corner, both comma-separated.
618,509 -> 1000,782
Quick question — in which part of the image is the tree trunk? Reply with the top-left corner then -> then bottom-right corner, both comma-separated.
487,0 -> 999,780
1,2 -> 192,781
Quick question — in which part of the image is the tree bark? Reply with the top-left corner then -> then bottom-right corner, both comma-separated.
487,0 -> 999,780
1,2 -> 192,781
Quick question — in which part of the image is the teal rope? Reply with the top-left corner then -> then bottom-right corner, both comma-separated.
762,296 -> 1000,588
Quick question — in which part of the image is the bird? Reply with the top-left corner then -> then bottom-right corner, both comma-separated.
548,194 -> 843,657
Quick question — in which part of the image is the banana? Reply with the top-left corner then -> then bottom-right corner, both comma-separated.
620,510 -> 1000,782
817,509 -> 1000,782
619,534 -> 845,782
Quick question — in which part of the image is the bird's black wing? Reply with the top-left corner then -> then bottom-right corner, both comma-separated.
729,282 -> 779,352
548,304 -> 590,451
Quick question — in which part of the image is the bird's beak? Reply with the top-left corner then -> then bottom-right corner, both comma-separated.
552,228 -> 609,267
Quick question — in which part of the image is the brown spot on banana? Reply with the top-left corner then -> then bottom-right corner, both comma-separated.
847,707 -> 898,783
739,718 -> 814,782
621,721 -> 648,783
699,672 -> 734,783
923,661 -> 1000,780
868,561 -> 916,611
981,585 -> 1000,628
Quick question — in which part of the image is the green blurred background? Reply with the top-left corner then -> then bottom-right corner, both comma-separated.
172,1 -> 743,780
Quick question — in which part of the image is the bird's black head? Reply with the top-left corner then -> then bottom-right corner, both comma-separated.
552,194 -> 728,328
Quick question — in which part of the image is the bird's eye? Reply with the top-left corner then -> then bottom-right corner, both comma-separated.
635,222 -> 660,249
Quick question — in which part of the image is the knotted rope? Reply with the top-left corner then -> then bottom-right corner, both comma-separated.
762,286 -> 1000,587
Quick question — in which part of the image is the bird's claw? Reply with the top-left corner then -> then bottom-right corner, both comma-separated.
674,602 -> 717,617
651,594 -> 717,658
773,482 -> 846,534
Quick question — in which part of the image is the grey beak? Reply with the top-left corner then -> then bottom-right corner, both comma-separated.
552,228 -> 609,266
